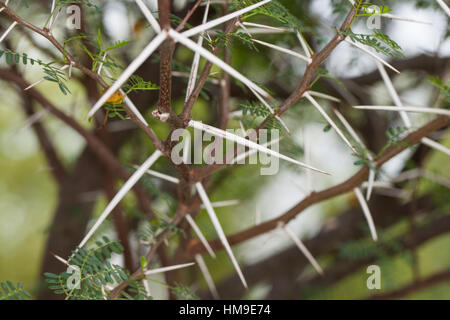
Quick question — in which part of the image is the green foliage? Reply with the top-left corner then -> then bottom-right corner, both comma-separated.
0,281 -> 31,300
232,0 -> 305,32
122,75 -> 159,94
429,76 -> 450,103
213,31 -> 259,52
311,67 -> 345,88
137,219 -> 185,244
0,49 -> 70,94
171,282 -> 199,300
343,29 -> 404,58
239,100 -> 282,130
44,236 -> 128,300
120,280 -> 153,300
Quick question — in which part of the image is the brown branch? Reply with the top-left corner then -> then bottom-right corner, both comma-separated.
187,115 -> 450,256
20,93 -> 67,183
368,268 -> 450,300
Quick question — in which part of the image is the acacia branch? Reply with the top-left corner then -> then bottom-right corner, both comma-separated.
187,115 -> 450,255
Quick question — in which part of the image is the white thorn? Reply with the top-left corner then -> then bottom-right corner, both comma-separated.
51,252 -> 69,266
195,182 -> 248,289
304,92 -> 357,154
189,120 -> 330,175
133,165 -> 180,184
48,0 -> 56,29
332,108 -> 376,200
282,224 -> 324,275
353,105 -> 450,117
366,169 -> 376,201
201,200 -> 241,209
252,39 -> 312,64
78,150 -> 162,248
421,137 -> 450,156
436,0 -> 450,17
0,21 -> 17,43
186,214 -> 216,258
185,0 -> 211,102
381,13 -> 432,25
375,60 -> 412,127
296,31 -> 312,58
182,0 -> 272,38
232,137 -> 281,164
170,29 -> 271,100
97,52 -> 107,75
0,0 -> 9,13
195,254 -> 220,300
144,262 -> 195,276
345,38 -> 400,74
307,90 -> 341,103
354,187 -> 378,241
88,31 -> 167,118
135,0 -> 162,33
242,22 -> 292,33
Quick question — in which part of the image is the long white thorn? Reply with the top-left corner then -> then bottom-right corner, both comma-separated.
201,200 -> 241,209
88,31 -> 167,118
185,0 -> 211,102
97,52 -> 107,75
282,224 -> 324,275
144,262 -> 195,276
182,0 -> 272,38
252,39 -> 312,64
232,137 -> 281,164
304,92 -> 357,154
381,13 -> 432,25
437,0 -> 450,17
353,105 -> 450,117
345,38 -> 400,74
296,31 -> 312,58
186,214 -> 216,258
133,165 -> 180,184
51,252 -> 69,266
170,29 -> 271,99
195,182 -> 248,289
332,108 -> 375,200
78,150 -> 162,248
0,21 -> 17,43
375,60 -> 412,127
242,22 -> 291,33
354,187 -> 378,241
307,90 -> 341,103
135,0 -> 162,34
421,137 -> 450,156
376,62 -> 449,157
189,120 -> 330,175
195,254 -> 220,299
48,0 -> 56,29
